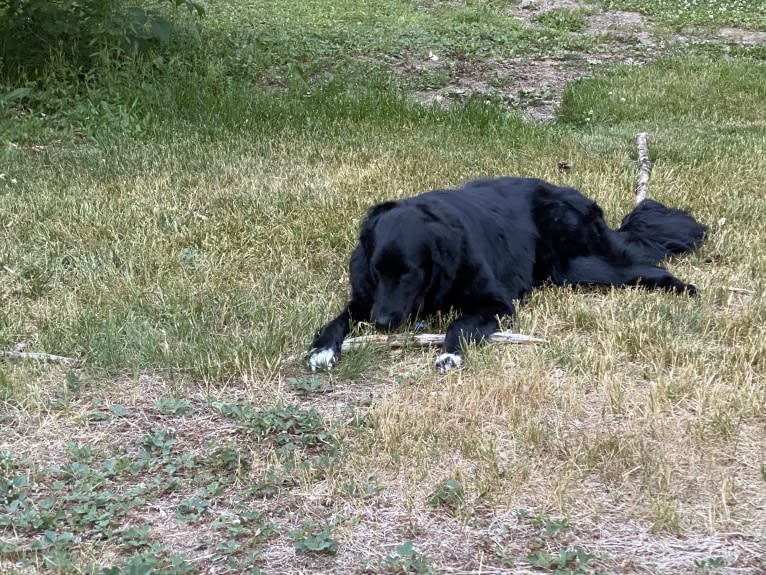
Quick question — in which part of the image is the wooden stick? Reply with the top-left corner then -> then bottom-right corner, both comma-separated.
635,132 -> 652,204
340,330 -> 545,352
0,351 -> 79,366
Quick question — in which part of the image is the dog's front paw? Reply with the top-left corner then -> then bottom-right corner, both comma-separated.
309,348 -> 336,372
434,352 -> 464,373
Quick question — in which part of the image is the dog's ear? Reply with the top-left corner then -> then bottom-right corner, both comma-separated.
359,201 -> 397,256
365,201 -> 397,222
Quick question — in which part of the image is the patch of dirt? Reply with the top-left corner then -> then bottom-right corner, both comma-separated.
400,3 -> 764,121
587,10 -> 645,33
408,54 -> 646,122
512,0 -> 585,19
401,2 -> 661,121
587,10 -> 656,47
719,27 -> 766,45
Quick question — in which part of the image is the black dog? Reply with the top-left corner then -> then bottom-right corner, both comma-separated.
309,177 -> 706,372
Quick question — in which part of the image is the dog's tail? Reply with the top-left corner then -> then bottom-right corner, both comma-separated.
617,199 -> 707,264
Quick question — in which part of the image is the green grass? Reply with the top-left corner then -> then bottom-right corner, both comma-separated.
559,57 -> 766,126
2,0 -> 766,573
534,8 -> 589,33
602,0 -> 766,29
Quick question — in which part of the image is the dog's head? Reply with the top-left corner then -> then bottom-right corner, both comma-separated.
360,202 -> 433,331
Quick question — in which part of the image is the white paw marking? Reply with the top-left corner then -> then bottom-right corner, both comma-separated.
309,348 -> 336,371
435,352 -> 463,373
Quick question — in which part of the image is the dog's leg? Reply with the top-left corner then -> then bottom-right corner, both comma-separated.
309,245 -> 373,371
309,306 -> 350,371
436,303 -> 513,373
558,255 -> 697,295
309,299 -> 370,371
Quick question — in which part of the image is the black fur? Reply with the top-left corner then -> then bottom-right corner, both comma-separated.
310,177 -> 706,369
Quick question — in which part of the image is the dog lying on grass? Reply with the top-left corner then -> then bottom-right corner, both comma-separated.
309,177 -> 707,373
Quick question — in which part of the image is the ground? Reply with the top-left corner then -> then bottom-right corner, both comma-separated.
1,0 -> 766,574
406,0 -> 762,120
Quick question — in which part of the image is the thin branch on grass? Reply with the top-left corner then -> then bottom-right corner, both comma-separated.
635,132 -> 652,204
728,286 -> 754,295
0,350 -> 79,366
340,331 -> 545,352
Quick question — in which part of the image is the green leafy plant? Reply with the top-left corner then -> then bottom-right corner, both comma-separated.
203,444 -> 250,474
249,465 -> 298,498
103,549 -> 195,574
216,401 -> 339,453
118,526 -> 151,549
427,478 -> 464,510
155,397 -> 193,416
287,375 -> 332,395
0,0 -> 205,74
533,9 -> 587,32
176,496 -> 210,519
289,521 -> 339,555
516,509 -> 571,537
140,429 -> 176,457
527,547 -> 602,574
111,405 -> 131,418
342,476 -> 382,499
380,541 -> 432,574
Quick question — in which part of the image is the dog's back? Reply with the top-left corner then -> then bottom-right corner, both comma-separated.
401,178 -> 542,302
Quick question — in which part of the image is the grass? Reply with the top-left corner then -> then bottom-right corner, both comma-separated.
601,0 -> 766,29
2,0 -> 766,573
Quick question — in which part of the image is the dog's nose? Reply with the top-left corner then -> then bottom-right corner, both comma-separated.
374,313 -> 400,331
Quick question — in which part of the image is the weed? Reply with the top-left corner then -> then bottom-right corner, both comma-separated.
534,9 -> 588,33
66,442 -> 96,464
378,541 -> 432,574
155,397 -> 193,416
517,509 -> 571,537
216,401 -> 340,455
287,375 -> 333,395
110,404 -> 131,418
203,444 -> 250,474
118,526 -> 151,548
342,476 -> 382,499
64,370 -> 84,395
212,506 -> 278,543
527,547 -> 604,574
427,478 -> 464,510
248,465 -> 298,498
176,497 -> 210,520
103,549 -> 195,574
409,69 -> 453,91
140,428 -> 176,457
289,521 -> 339,555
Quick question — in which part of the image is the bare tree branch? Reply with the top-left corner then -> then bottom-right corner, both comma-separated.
635,132 -> 652,204
340,331 -> 545,352
0,351 -> 79,366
